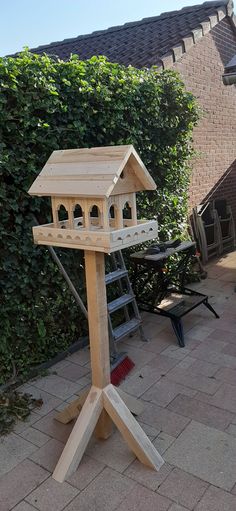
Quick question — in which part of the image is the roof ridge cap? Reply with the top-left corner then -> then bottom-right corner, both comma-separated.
30,0 -> 232,54
160,0 -> 232,69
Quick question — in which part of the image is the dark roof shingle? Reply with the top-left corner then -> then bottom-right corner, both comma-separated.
30,1 -> 234,67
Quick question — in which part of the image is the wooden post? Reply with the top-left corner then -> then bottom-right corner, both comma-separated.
84,251 -> 113,439
52,249 -> 164,483
84,250 -> 111,389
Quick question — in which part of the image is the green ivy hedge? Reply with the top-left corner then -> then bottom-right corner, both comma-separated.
0,51 -> 199,383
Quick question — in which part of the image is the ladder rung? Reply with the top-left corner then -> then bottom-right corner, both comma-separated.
105,269 -> 128,285
108,293 -> 134,313
113,318 -> 141,341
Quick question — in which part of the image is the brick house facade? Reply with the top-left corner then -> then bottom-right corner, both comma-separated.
31,1 -> 236,224
173,17 -> 236,221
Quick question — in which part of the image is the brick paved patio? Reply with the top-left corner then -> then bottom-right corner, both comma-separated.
1,251 -> 236,510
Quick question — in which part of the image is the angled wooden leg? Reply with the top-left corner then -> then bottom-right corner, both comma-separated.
55,387 -> 143,425
53,386 -> 103,482
103,384 -> 164,470
55,389 -> 90,424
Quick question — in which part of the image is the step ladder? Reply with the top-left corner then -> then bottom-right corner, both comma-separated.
105,251 -> 147,360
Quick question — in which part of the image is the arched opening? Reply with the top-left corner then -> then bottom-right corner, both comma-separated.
109,204 -> 116,228
89,204 -> 101,229
58,204 -> 68,228
122,202 -> 132,227
73,204 -> 84,228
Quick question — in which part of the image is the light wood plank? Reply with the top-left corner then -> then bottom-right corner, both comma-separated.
55,388 -> 143,424
28,145 -> 157,197
116,388 -> 144,416
84,251 -> 111,389
29,179 -> 111,197
43,161 -> 120,176
55,389 -> 90,424
52,386 -> 103,482
103,384 -> 164,470
48,146 -> 130,163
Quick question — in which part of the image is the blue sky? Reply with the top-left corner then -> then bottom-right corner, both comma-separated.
1,0 -> 201,56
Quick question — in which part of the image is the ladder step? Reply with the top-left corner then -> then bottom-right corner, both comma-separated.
108,293 -> 134,313
105,269 -> 128,285
113,318 -> 141,342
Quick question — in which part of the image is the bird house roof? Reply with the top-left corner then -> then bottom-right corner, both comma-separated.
28,145 -> 156,198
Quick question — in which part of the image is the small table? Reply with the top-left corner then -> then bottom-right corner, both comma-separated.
130,241 -> 219,347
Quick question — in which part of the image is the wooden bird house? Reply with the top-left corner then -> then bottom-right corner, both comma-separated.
28,144 -> 164,481
28,145 -> 158,252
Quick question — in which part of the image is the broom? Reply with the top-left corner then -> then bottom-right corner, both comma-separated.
47,244 -> 135,385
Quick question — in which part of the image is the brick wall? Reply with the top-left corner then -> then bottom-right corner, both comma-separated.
173,18 -> 236,224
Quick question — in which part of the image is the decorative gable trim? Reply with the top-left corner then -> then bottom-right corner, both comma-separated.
161,2 -> 232,69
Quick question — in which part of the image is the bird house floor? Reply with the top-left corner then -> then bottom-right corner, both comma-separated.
2,251 -> 236,510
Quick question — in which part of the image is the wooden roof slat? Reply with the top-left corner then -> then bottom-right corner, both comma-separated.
28,145 -> 156,197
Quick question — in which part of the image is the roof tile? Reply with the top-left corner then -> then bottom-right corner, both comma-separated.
28,1 -> 232,67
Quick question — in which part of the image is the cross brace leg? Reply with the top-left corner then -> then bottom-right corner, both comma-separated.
55,387 -> 143,425
53,384 -> 163,483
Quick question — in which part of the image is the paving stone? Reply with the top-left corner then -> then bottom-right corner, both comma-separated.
214,367 -> 236,385
142,378 -> 197,407
51,359 -> 71,371
197,383 -> 236,413
225,423 -> 236,436
116,345 -> 157,369
55,361 -> 90,381
137,421 -> 160,440
139,401 -> 190,437
167,394 -> 235,430
160,345 -> 192,360
192,345 -> 236,368
174,356 -> 196,370
139,337 -> 170,354
0,459 -> 49,511
29,438 -> 64,472
19,427 -> 51,447
124,459 -> 172,490
26,476 -> 79,511
153,432 -> 176,454
146,354 -> 179,373
12,502 -> 38,511
168,505 -> 190,511
63,467 -> 136,511
183,339 -> 202,351
116,483 -> 172,511
223,343 -> 236,357
67,455 -> 105,490
75,375 -> 91,388
14,411 -> 42,434
164,420 -> 236,490
18,385 -> 63,416
120,364 -> 162,397
195,485 -> 236,510
86,429 -> 135,472
207,328 -> 236,344
165,367 -> 221,394
33,411 -> 74,443
184,325 -> 214,341
32,375 -> 80,400
184,358 -> 219,377
68,348 -> 91,366
0,432 -> 37,477
208,319 -> 236,334
158,467 -> 208,509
